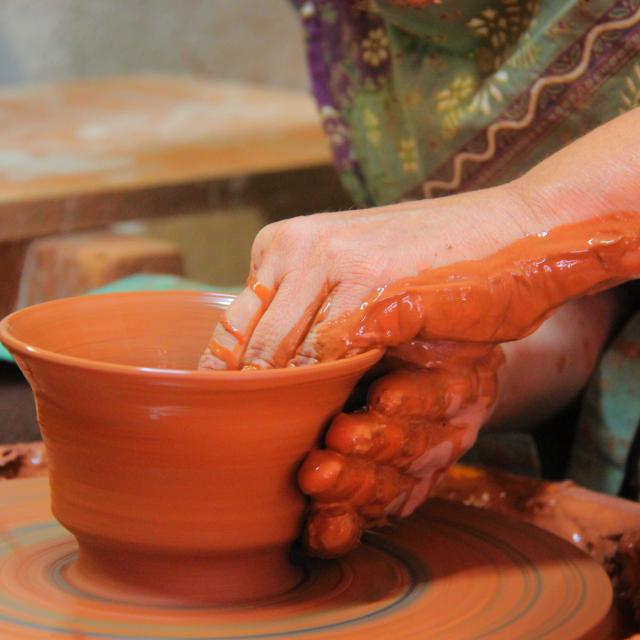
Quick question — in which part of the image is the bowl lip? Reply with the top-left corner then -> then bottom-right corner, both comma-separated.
0,290 -> 383,383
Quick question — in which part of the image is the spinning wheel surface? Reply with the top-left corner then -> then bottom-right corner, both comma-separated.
0,478 -> 612,639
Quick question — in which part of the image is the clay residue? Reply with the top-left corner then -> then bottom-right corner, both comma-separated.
0,442 -> 47,479
298,345 -> 504,556
433,465 -> 640,634
317,212 -> 640,361
614,530 -> 640,628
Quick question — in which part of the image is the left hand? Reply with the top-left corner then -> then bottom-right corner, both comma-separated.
298,342 -> 503,557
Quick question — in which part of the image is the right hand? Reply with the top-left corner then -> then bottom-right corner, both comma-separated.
198,183 -> 539,371
201,110 -> 640,373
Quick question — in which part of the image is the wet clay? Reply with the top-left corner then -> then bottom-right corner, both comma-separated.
298,345 -> 503,556
0,291 -> 381,603
207,275 -> 273,369
316,212 -> 640,360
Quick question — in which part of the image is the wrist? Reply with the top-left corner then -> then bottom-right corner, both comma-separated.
508,109 -> 640,227
390,183 -> 555,270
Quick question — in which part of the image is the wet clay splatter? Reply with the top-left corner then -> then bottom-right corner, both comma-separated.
314,212 -> 640,359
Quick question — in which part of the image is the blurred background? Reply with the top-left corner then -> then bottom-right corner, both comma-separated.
0,0 -> 308,89
0,0 -> 350,441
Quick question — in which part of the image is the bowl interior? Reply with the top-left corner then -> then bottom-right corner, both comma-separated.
2,291 -> 232,371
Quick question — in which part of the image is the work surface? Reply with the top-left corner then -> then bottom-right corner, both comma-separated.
0,75 -> 333,243
0,447 -> 637,637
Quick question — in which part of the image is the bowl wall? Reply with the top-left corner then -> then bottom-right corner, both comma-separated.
0,292 -> 381,601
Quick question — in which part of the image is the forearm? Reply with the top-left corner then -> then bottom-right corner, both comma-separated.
487,291 -> 623,431
512,107 -> 640,227
324,112 -> 640,357
365,109 -> 640,268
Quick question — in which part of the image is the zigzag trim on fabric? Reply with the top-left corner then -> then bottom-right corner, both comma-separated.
422,6 -> 640,197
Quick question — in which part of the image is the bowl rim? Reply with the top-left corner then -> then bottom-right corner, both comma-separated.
0,290 -> 382,382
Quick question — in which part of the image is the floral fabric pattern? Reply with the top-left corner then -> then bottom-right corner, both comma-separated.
294,0 -> 640,206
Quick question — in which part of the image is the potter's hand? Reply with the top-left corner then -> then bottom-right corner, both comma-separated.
297,343 -> 503,557
197,185 -> 522,370
295,288 -> 622,556
200,110 -> 640,371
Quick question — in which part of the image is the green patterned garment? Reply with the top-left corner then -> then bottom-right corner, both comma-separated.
295,0 -> 639,205
294,0 -> 640,494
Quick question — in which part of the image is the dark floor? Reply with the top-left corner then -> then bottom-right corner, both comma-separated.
0,362 -> 39,443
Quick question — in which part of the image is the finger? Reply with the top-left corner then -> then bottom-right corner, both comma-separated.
298,450 -> 378,505
199,222 -> 281,370
198,271 -> 275,370
290,280 -> 381,366
304,504 -> 363,558
368,367 -> 481,420
298,449 -> 415,511
325,412 -> 423,466
242,270 -> 329,369
399,468 -> 445,517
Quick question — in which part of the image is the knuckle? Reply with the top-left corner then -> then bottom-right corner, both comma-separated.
251,222 -> 281,267
254,221 -> 281,247
243,342 -> 277,369
304,503 -> 361,557
273,216 -> 318,249
332,247 -> 391,285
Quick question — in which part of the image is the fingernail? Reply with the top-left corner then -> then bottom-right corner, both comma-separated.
304,505 -> 362,558
298,450 -> 345,496
198,353 -> 227,370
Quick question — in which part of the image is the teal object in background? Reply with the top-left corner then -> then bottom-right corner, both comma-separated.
0,344 -> 12,362
568,312 -> 640,496
0,274 -> 241,363
89,274 -> 239,295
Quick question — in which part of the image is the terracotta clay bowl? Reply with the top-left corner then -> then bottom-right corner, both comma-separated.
0,291 -> 381,604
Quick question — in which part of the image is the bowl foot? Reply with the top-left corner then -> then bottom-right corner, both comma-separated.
67,540 -> 303,605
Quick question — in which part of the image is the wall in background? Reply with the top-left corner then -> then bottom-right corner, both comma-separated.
0,0 -> 308,89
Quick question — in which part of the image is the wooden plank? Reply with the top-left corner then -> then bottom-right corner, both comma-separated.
0,76 -> 331,203
16,233 -> 184,308
0,165 -> 351,244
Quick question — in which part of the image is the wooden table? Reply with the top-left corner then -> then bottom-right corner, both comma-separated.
0,75 -> 337,243
0,75 -> 347,315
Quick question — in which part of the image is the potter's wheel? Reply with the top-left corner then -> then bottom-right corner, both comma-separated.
0,478 -> 612,639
